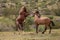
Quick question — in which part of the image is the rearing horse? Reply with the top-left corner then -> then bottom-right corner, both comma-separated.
16,6 -> 29,31
33,10 -> 55,34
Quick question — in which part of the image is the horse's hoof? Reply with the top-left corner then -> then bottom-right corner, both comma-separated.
42,32 -> 44,34
16,29 -> 18,31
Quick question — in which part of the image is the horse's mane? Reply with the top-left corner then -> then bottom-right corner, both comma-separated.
19,6 -> 27,14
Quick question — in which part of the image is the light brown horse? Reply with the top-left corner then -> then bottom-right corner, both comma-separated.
33,10 -> 55,34
16,6 -> 29,31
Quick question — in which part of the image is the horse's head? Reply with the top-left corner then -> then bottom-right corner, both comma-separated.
19,6 -> 28,15
32,9 -> 41,18
21,6 -> 27,12
21,6 -> 30,17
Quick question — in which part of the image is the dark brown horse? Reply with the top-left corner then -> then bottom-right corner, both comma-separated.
33,10 -> 55,34
16,6 -> 29,31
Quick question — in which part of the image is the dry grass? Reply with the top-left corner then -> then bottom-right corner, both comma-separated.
0,29 -> 60,40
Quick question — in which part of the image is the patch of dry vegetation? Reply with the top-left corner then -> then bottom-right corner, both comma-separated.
0,29 -> 60,40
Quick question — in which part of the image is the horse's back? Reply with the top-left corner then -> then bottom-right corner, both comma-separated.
40,17 -> 50,22
40,17 -> 49,19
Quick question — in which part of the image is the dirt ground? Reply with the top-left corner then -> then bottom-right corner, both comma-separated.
0,29 -> 60,40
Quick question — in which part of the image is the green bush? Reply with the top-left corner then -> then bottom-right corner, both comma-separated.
48,16 -> 54,19
39,25 -> 45,32
0,17 -> 15,31
52,20 -> 60,29
24,16 -> 34,31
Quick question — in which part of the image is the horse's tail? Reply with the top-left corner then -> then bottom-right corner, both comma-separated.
50,21 -> 55,26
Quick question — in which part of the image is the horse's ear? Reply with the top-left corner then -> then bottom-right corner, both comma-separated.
23,6 -> 26,9
36,10 -> 39,14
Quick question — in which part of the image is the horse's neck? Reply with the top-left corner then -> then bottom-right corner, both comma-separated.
35,15 -> 40,18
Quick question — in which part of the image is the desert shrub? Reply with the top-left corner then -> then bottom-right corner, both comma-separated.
0,17 -> 15,31
48,16 -> 54,19
0,16 -> 60,32
52,19 -> 60,29
24,16 -> 34,31
39,25 -> 45,32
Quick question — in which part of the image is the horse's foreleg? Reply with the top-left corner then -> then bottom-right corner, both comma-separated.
36,24 -> 39,33
42,26 -> 47,34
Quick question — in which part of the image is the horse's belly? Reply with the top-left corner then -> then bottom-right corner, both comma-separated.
38,20 -> 45,24
34,20 -> 44,24
16,17 -> 25,24
17,19 -> 25,24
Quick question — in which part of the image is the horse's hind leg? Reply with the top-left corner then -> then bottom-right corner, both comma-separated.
42,25 -> 47,34
16,24 -> 19,31
16,22 -> 21,31
20,23 -> 24,31
49,25 -> 52,34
